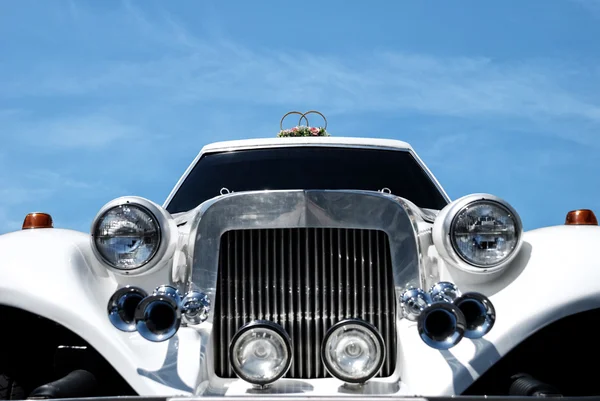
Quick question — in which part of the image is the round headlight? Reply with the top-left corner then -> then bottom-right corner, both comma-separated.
93,203 -> 161,270
432,194 -> 523,275
229,320 -> 292,386
322,319 -> 385,384
451,200 -> 520,268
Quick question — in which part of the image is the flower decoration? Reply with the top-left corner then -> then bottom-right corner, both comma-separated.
278,110 -> 331,137
277,125 -> 330,137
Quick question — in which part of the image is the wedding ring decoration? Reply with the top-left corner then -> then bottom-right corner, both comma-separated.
277,110 -> 331,137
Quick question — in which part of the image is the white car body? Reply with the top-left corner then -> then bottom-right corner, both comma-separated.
0,136 -> 598,398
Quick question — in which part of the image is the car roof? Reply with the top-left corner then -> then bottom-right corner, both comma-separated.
200,136 -> 414,153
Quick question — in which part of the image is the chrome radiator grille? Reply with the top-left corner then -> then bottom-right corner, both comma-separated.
213,227 -> 397,379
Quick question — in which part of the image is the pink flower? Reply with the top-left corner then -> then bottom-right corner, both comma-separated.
291,127 -> 298,132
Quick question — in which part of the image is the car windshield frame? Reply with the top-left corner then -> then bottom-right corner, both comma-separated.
165,146 -> 449,214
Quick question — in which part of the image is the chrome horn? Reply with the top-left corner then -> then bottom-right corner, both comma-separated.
181,290 -> 211,325
416,281 -> 466,350
430,281 -> 461,303
134,285 -> 182,342
453,292 -> 496,339
107,286 -> 148,332
400,287 -> 431,321
417,301 -> 466,350
407,281 -> 495,349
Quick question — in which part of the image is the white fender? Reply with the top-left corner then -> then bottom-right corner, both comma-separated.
398,224 -> 600,395
0,228 -> 201,396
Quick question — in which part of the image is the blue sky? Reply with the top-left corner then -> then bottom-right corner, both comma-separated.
1,0 -> 599,234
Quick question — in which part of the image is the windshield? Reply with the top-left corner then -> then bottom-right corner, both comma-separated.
165,146 -> 448,214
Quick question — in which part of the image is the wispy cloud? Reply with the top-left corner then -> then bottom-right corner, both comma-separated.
20,115 -> 141,150
572,0 -> 600,16
0,110 -> 144,153
22,170 -> 94,190
7,50 -> 600,126
2,5 -> 599,131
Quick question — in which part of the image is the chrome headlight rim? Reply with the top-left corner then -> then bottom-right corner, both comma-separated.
90,196 -> 175,276
92,203 -> 162,269
433,193 -> 523,274
321,318 -> 386,384
229,320 -> 293,386
450,199 -> 522,269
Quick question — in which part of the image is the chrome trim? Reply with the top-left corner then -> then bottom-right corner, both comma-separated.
182,290 -> 210,326
418,225 -> 440,290
392,196 -> 439,290
90,196 -> 178,276
107,285 -> 148,332
399,288 -> 431,321
393,197 -> 429,290
229,320 -> 293,387
429,281 -> 461,303
417,302 -> 466,350
421,208 -> 440,223
321,318 -> 386,384
186,190 -> 421,306
134,285 -> 183,342
454,292 -> 496,339
163,140 -> 451,211
391,194 -> 439,225
432,193 -> 524,275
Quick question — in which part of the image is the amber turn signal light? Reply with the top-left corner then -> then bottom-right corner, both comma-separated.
22,212 -> 54,230
565,209 -> 598,226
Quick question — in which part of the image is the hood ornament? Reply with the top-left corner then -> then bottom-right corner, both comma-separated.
278,110 -> 331,137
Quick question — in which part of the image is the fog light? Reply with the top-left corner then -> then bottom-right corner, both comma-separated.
229,320 -> 292,386
322,319 -> 385,384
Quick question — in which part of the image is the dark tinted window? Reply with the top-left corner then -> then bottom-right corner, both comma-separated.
166,147 -> 447,213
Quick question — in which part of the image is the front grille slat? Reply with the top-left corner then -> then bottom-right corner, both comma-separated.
368,231 -> 374,323
255,231 -> 260,318
225,234 -> 233,376
295,229 -> 302,377
360,230 -> 366,321
381,231 -> 390,374
375,231 -> 382,332
248,231 -> 254,321
213,228 -> 397,379
304,228 -> 311,378
313,228 -> 321,378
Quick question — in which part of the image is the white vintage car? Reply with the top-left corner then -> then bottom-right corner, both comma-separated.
1,123 -> 599,400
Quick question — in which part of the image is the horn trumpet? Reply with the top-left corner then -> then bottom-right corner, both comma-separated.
410,281 -> 496,349
453,292 -> 496,339
417,301 -> 466,350
107,286 -> 148,332
134,285 -> 182,342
